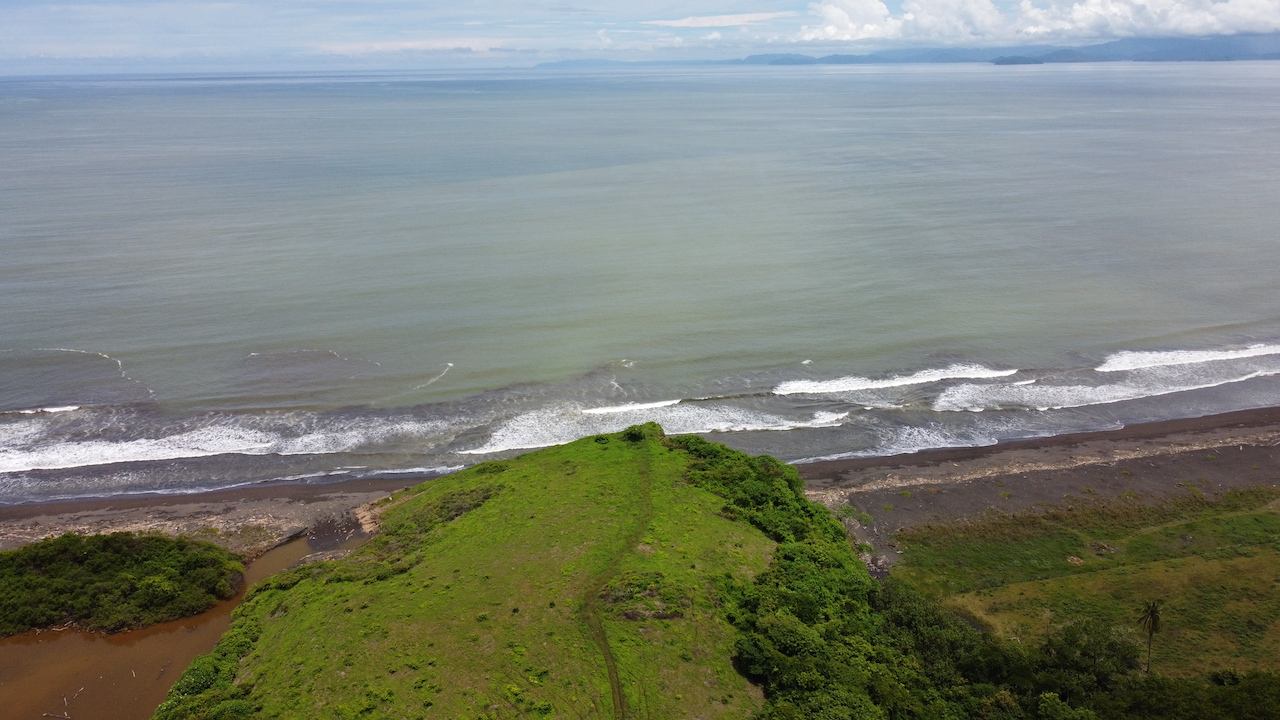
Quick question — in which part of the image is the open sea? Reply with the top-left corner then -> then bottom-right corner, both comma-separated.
3,62 -> 1280,503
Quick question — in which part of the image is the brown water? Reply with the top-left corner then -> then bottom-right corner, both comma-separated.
0,537 -> 320,720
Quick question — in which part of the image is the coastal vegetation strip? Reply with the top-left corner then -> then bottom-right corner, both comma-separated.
891,487 -> 1280,676
892,486 -> 1280,597
149,425 -> 1280,719
0,532 -> 244,636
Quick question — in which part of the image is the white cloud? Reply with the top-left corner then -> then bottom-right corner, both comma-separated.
803,0 -> 1280,43
645,11 -> 797,27
2,0 -> 1277,65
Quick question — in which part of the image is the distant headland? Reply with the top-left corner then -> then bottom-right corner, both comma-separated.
536,32 -> 1280,68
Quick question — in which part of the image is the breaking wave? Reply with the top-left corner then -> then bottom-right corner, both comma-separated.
774,364 -> 1017,395
461,403 -> 849,455
1096,344 -> 1280,373
0,413 -> 459,474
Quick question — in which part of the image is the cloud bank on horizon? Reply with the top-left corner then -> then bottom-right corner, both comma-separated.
805,0 -> 1280,44
1,0 -> 1278,64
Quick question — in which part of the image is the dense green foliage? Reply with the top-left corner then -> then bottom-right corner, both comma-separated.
0,532 -> 244,636
668,435 -> 1280,720
870,578 -> 1280,720
891,486 -> 1280,676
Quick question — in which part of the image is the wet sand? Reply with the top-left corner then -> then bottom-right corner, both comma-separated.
797,406 -> 1280,573
0,477 -> 418,558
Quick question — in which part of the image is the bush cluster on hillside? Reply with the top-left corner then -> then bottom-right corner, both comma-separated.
0,532 -> 244,636
665,434 -> 1280,720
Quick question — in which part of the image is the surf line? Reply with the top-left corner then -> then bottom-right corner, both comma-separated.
580,439 -> 653,719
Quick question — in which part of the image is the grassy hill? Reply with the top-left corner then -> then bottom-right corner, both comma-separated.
156,424 -> 782,719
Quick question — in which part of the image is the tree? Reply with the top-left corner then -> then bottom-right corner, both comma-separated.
1137,600 -> 1162,673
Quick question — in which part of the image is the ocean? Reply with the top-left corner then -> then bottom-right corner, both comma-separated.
3,62 -> 1280,503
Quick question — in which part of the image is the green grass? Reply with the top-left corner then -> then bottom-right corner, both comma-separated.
157,424 -> 776,720
0,532 -> 244,636
946,549 -> 1280,677
891,487 -> 1280,677
892,487 -> 1280,598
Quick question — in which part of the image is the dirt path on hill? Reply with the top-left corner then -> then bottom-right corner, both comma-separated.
581,443 -> 654,720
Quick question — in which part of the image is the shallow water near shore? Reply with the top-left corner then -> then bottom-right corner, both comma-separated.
0,535 -> 341,720
3,63 -> 1280,501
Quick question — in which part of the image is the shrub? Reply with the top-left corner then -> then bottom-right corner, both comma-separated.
0,532 -> 244,636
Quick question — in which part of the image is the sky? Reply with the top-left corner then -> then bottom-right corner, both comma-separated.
2,0 -> 1280,68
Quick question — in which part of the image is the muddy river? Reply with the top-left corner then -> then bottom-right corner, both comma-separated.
1,536 -> 340,720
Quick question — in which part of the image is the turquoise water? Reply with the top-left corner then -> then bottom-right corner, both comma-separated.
4,63 -> 1280,501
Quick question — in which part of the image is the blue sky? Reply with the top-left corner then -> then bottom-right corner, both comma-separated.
2,0 -> 1278,67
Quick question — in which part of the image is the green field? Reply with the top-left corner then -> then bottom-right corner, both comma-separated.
891,487 -> 1280,676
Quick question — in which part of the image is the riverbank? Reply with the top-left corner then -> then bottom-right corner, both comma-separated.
0,536 -> 326,720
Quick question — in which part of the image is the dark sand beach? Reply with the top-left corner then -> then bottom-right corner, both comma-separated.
0,477 -> 417,558
798,406 -> 1280,572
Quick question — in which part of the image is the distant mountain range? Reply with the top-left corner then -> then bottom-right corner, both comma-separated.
538,33 -> 1280,68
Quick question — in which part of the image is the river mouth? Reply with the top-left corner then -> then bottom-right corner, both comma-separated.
0,533 -> 361,720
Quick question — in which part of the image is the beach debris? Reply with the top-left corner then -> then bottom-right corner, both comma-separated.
1067,556 -> 1085,566
43,714 -> 72,719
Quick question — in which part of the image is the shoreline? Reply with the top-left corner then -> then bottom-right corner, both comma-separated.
3,406 -> 1280,556
0,477 -> 417,557
796,406 -> 1280,573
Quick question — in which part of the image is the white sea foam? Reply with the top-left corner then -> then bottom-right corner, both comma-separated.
798,424 -> 996,463
1096,344 -> 1280,372
773,364 -> 1018,395
934,369 -> 1277,412
367,465 -> 465,476
273,471 -> 347,482
0,416 -> 458,474
0,420 -> 50,448
460,403 -> 849,455
581,400 -> 682,414
15,406 -> 81,415
0,426 -> 275,473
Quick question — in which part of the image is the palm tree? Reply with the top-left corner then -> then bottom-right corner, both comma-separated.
1138,599 -> 1163,673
